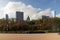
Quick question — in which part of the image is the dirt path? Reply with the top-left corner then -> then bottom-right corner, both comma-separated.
0,33 -> 60,40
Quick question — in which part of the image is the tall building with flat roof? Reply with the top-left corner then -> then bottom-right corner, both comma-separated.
16,11 -> 24,21
6,14 -> 9,31
6,14 -> 8,20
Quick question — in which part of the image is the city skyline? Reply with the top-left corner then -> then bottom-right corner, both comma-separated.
0,0 -> 59,20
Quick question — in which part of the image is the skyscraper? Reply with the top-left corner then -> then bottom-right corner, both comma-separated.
51,9 -> 56,18
6,14 -> 8,20
42,15 -> 49,19
16,11 -> 24,21
6,14 -> 9,31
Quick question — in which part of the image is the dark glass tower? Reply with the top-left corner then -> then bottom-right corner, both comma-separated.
42,15 -> 49,19
6,14 -> 9,31
16,11 -> 24,21
6,14 -> 8,20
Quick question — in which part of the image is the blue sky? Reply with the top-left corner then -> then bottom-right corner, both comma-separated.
0,0 -> 58,13
0,0 -> 60,19
0,0 -> 59,13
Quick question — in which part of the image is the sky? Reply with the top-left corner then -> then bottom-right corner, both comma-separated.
0,0 -> 60,20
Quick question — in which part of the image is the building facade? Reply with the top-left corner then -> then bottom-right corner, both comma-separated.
16,11 -> 24,21
42,15 -> 49,19
6,14 -> 8,20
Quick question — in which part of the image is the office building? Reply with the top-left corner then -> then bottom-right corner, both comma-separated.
42,15 -> 49,19
6,14 -> 8,20
16,11 -> 24,21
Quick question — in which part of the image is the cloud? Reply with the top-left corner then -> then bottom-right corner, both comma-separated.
31,8 -> 54,20
56,14 -> 60,18
0,8 -> 4,19
3,2 -> 54,20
